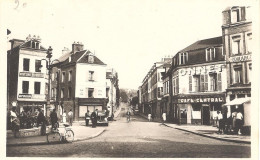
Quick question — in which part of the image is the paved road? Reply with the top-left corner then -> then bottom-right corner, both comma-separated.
6,105 -> 250,158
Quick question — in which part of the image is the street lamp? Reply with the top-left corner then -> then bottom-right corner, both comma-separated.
46,46 -> 53,116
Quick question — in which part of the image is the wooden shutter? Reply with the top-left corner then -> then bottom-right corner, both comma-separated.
176,77 -> 179,94
189,76 -> 192,92
200,75 -> 205,92
204,75 -> 208,91
217,73 -> 222,91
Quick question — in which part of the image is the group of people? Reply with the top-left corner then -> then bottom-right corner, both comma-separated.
85,109 -> 99,128
216,109 -> 244,135
8,107 -> 74,137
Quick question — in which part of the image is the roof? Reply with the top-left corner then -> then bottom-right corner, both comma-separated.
178,36 -> 222,53
20,41 -> 47,50
57,50 -> 106,66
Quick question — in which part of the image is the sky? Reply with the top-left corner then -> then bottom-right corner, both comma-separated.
1,0 -> 254,89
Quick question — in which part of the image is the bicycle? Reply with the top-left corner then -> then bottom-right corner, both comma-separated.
47,123 -> 74,143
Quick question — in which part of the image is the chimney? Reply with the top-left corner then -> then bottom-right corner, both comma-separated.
62,47 -> 70,55
9,39 -> 25,49
72,41 -> 84,54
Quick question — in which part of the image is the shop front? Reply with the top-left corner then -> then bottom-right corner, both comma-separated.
77,98 -> 107,121
225,88 -> 251,134
173,94 -> 226,125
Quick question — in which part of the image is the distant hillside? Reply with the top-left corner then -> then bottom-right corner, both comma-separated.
119,88 -> 137,103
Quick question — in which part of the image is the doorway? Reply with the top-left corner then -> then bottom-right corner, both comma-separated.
202,105 -> 210,125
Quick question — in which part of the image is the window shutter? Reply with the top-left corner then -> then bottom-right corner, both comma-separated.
189,76 -> 192,92
85,88 -> 88,98
204,75 -> 208,91
86,71 -> 89,81
176,77 -> 179,93
217,73 -> 222,91
200,75 -> 205,92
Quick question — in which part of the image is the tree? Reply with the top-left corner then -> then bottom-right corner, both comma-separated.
130,96 -> 138,106
120,89 -> 128,103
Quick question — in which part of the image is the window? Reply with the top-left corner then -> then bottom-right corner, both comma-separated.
232,36 -> 241,55
172,79 -> 176,95
34,82 -> 41,94
69,70 -> 72,81
206,48 -> 216,61
179,52 -> 188,65
51,88 -> 54,98
209,74 -> 217,91
61,88 -> 64,98
234,65 -> 243,84
194,76 -> 200,92
23,58 -> 30,71
55,72 -> 59,80
68,87 -> 72,98
246,33 -> 252,54
248,63 -> 252,83
32,42 -> 35,48
88,88 -> 94,98
157,88 -> 161,97
36,43 -> 39,49
217,73 -> 222,91
89,71 -> 94,81
231,9 -> 240,23
35,60 -> 41,72
189,76 -> 192,92
62,72 -> 65,82
22,81 -> 29,93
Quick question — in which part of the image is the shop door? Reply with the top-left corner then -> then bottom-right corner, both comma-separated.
202,106 -> 210,125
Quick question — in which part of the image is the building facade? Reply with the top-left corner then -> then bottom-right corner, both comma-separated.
51,42 -> 108,121
106,68 -> 119,118
222,6 -> 252,130
170,37 -> 227,125
139,57 -> 171,120
7,35 -> 49,115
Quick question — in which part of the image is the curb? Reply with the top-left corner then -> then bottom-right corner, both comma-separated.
7,128 -> 106,147
162,123 -> 251,144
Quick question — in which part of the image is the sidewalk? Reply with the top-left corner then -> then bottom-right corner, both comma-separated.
7,122 -> 106,146
137,112 -> 250,144
7,106 -> 122,146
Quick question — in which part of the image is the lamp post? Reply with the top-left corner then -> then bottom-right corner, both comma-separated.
46,46 -> 53,116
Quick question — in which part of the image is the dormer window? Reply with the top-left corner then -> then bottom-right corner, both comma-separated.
205,48 -> 216,61
88,54 -> 94,63
179,52 -> 188,65
231,8 -> 241,23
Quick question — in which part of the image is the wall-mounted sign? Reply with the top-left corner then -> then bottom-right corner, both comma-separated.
178,97 -> 224,103
178,64 -> 225,77
230,55 -> 251,62
19,72 -> 32,77
18,94 -> 32,98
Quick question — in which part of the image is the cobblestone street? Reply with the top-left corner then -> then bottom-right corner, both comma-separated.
7,106 -> 250,158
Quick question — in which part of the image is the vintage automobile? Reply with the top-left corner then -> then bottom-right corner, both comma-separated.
97,111 -> 109,126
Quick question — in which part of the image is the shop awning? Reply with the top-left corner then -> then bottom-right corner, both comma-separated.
224,97 -> 251,106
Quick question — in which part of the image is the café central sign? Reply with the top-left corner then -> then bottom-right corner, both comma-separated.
178,97 -> 225,103
230,55 -> 251,62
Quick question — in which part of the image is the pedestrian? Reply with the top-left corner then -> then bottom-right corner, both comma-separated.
236,110 -> 243,135
37,109 -> 46,136
148,113 -> 152,122
231,109 -> 237,133
10,107 -> 20,138
217,111 -> 224,134
162,112 -> 166,124
68,109 -> 73,126
126,109 -> 131,122
85,110 -> 90,126
50,108 -> 58,129
62,110 -> 67,123
91,109 -> 98,128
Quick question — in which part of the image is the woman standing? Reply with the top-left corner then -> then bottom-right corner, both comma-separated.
62,110 -> 67,123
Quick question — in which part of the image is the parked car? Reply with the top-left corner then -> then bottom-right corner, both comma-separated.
97,111 -> 109,126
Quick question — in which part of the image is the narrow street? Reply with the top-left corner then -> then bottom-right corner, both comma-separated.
7,104 -> 250,158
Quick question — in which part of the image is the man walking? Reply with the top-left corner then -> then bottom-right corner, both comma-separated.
91,109 -> 98,128
50,109 -> 58,129
37,109 -> 46,136
85,110 -> 90,126
68,109 -> 73,126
